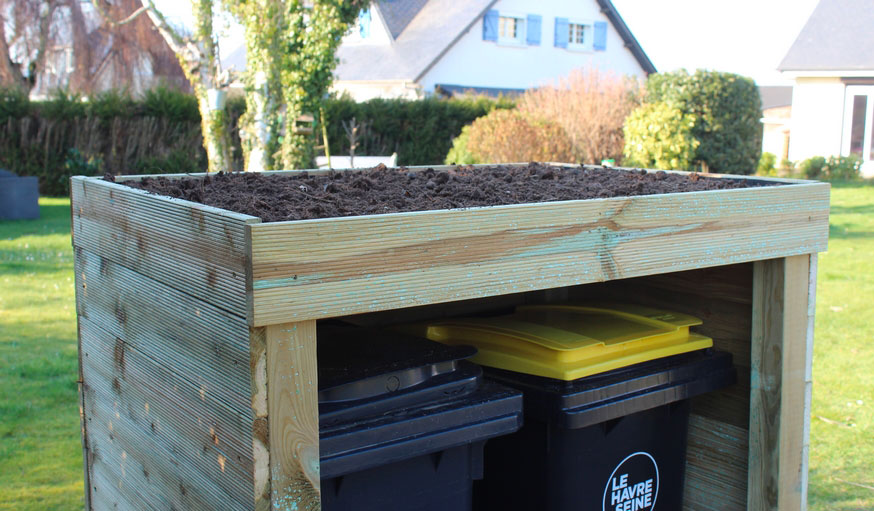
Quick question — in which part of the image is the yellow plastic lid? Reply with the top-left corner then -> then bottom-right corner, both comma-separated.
418,304 -> 713,381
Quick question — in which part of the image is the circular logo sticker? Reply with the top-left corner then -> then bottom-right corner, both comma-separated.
602,452 -> 659,511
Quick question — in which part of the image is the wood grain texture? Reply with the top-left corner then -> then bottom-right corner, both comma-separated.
684,414 -> 749,510
748,255 -> 814,511
250,327 -> 271,511
79,316 -> 254,507
248,183 -> 829,326
778,255 -> 815,511
74,248 -> 252,412
266,321 -> 320,511
71,176 -> 259,316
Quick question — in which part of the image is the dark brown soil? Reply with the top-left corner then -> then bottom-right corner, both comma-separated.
115,163 -> 777,222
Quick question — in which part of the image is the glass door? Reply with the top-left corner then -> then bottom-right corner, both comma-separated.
842,86 -> 874,172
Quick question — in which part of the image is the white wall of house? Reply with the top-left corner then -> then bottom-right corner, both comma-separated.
787,77 -> 846,162
331,80 -> 422,102
419,0 -> 647,93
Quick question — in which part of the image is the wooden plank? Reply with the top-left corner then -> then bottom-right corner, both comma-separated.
779,254 -> 815,511
74,248 -> 252,411
748,255 -> 814,510
250,327 -> 271,511
84,393 -> 227,511
248,183 -> 829,325
266,321 -> 320,511
684,414 -> 749,510
79,316 -> 255,505
71,176 -> 258,316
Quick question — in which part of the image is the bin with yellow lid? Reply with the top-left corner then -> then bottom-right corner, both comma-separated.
412,304 -> 736,511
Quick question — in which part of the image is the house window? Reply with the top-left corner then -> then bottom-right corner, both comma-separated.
498,15 -> 525,44
567,20 -> 593,50
842,86 -> 874,163
569,23 -> 587,46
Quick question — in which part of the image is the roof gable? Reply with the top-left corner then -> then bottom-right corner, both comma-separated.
337,0 -> 655,82
376,0 -> 429,39
779,0 -> 874,72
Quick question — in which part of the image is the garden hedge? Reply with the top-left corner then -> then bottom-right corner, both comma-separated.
1,88 -> 511,195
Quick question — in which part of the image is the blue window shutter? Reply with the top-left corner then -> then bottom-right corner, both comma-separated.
483,10 -> 499,41
526,14 -> 542,45
358,8 -> 371,39
593,21 -> 607,51
554,17 -> 569,48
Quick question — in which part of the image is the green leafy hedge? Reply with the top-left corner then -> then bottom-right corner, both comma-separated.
1,89 -> 510,195
322,95 -> 514,166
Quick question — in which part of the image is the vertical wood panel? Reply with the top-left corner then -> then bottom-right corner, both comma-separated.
749,255 -> 814,510
266,321 -> 320,510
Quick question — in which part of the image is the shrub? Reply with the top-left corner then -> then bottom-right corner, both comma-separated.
444,125 -> 478,164
757,152 -> 777,176
644,69 -> 762,174
799,156 -> 827,179
516,69 -> 642,164
465,109 -> 574,163
623,102 -> 698,170
801,154 -> 862,180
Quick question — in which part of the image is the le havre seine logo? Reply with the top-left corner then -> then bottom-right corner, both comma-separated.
602,452 -> 659,511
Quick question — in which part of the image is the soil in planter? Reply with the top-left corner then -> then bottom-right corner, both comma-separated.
115,163 -> 777,222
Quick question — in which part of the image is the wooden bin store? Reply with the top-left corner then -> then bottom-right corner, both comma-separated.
70,165 -> 829,510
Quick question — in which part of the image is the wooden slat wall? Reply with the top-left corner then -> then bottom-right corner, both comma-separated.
70,177 -> 259,315
79,318 -> 254,505
570,263 -> 755,510
74,246 -> 257,510
74,248 -> 253,410
248,183 -> 829,326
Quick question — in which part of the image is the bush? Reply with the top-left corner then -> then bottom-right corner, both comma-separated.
516,69 -> 642,164
623,102 -> 698,170
801,155 -> 862,180
757,152 -> 777,176
444,125 -> 478,164
799,156 -> 827,179
465,109 -> 574,163
643,69 -> 762,174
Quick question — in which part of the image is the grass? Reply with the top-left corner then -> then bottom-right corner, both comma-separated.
0,198 -> 83,511
0,188 -> 872,510
807,181 -> 874,510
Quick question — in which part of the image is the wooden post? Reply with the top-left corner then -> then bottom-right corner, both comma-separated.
749,254 -> 816,510
266,321 -> 321,510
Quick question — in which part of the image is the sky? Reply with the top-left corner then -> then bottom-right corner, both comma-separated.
152,0 -> 820,86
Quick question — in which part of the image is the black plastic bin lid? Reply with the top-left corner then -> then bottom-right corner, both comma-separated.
316,325 -> 523,479
317,326 -> 480,425
484,349 -> 736,429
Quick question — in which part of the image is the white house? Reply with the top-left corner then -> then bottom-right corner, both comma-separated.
779,0 -> 874,177
333,0 -> 655,100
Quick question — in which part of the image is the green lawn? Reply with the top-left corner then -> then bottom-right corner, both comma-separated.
0,198 -> 83,511
1,189 -> 872,510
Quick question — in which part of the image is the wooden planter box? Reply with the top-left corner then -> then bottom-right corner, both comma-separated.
71,165 -> 829,511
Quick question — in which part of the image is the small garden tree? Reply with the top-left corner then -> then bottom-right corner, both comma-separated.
641,69 -> 762,174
